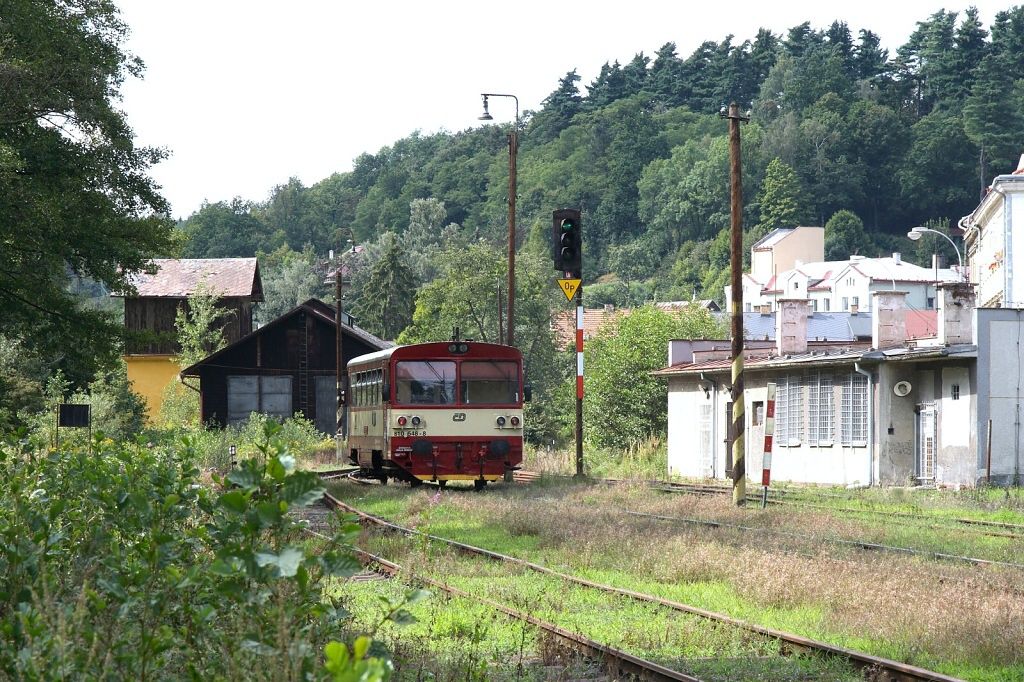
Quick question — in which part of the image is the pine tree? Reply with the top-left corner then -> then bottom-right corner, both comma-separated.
756,158 -> 812,239
352,233 -> 417,341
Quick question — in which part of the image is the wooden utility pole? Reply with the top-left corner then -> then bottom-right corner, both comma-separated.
722,102 -> 749,506
335,267 -> 346,444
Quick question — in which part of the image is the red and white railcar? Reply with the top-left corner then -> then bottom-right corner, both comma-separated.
344,341 -> 525,489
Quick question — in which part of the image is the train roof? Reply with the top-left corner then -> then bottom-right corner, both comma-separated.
347,341 -> 521,369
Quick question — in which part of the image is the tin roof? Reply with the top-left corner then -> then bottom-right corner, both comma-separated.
120,258 -> 263,299
654,343 -> 976,378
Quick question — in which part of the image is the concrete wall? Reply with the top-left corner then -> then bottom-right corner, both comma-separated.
667,369 -> 872,486
772,227 -> 824,274
125,354 -> 181,424
976,308 -> 1024,485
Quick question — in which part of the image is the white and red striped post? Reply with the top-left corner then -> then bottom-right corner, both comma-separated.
761,382 -> 776,508
574,293 -> 584,476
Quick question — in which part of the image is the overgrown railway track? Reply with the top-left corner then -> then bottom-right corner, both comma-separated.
322,491 -> 965,682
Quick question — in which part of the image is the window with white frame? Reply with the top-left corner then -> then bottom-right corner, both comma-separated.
841,372 -> 868,445
824,299 -> 831,311
775,376 -> 804,446
808,371 -> 834,445
842,297 -> 849,310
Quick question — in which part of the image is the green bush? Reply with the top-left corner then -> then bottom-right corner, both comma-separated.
0,422 -> 419,680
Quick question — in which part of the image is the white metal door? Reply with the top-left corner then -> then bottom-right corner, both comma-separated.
917,403 -> 936,483
699,403 -> 714,478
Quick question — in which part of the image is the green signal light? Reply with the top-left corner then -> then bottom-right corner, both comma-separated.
561,219 -> 576,231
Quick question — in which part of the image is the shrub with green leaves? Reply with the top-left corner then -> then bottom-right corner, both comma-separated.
0,421 -> 420,679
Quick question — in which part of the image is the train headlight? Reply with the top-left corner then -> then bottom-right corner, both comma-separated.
411,416 -> 422,427
510,416 -> 520,427
397,416 -> 408,427
496,416 -> 506,427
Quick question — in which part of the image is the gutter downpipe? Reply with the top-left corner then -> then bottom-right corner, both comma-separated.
700,372 -> 720,479
854,362 -> 874,486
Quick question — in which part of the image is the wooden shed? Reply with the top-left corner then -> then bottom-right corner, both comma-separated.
179,298 -> 389,434
120,258 -> 264,354
115,258 -> 264,420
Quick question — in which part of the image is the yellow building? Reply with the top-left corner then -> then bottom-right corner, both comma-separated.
116,258 -> 263,423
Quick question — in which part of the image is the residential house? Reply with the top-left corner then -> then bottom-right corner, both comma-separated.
657,285 -> 1005,488
179,299 -> 389,434
115,258 -> 263,420
963,155 -> 1024,308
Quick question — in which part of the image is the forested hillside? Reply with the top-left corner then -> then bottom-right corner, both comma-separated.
180,8 -> 1024,322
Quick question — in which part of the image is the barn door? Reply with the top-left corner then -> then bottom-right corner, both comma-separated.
916,403 -> 937,483
315,376 -> 337,435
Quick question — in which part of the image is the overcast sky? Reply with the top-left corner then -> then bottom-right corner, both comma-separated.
115,1 -> 1013,218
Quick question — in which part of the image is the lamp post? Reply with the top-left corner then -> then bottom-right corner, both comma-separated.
907,226 -> 964,280
478,93 -> 519,347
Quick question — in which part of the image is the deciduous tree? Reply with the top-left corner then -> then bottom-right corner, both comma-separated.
0,0 -> 176,378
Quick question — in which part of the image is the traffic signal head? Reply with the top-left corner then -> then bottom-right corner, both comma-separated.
552,208 -> 582,273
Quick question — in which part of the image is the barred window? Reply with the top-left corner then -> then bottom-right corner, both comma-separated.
841,372 -> 869,445
775,376 -> 804,446
808,372 -> 834,445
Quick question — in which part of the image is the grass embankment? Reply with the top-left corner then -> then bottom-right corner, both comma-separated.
329,477 -> 1024,682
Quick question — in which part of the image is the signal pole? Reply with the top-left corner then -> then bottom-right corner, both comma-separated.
722,102 -> 749,507
553,209 -> 584,476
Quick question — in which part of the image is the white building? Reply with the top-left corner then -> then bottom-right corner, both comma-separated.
729,235 -> 961,314
658,285 -> 1022,488
964,156 -> 1024,307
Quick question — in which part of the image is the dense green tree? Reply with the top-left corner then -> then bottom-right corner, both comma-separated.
755,158 -> 811,237
181,198 -> 278,257
256,248 -> 326,324
585,306 -> 724,450
963,54 -> 1024,184
898,109 -> 978,222
0,336 -> 47,430
351,233 -> 417,341
853,29 -> 888,81
0,0 -> 176,380
529,70 -> 583,144
824,209 -> 869,261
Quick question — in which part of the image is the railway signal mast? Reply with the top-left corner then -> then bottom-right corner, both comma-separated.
553,209 -> 584,477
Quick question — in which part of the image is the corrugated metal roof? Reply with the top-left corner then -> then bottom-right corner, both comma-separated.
721,312 -> 872,341
122,258 -> 262,299
655,343 -> 976,377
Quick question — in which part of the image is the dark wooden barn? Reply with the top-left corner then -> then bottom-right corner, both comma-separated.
179,298 -> 389,434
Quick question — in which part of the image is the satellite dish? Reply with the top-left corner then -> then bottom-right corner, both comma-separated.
893,381 -> 912,397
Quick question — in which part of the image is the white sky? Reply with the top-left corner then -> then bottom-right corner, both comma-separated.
115,1 -> 1012,219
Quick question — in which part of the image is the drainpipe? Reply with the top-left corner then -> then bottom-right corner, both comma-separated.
853,363 -> 874,486
700,372 -> 719,478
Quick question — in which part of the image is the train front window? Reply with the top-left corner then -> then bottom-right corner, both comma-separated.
395,361 -> 456,405
461,361 -> 519,404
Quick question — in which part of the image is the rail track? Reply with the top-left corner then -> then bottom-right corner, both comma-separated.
620,508 -> 1024,571
654,481 -> 1024,536
506,473 -> 1023,539
306,495 -> 697,681
322,491 -> 965,682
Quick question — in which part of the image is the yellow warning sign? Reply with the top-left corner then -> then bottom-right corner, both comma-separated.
557,278 -> 581,301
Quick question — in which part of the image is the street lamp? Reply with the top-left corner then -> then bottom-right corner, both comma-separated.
907,226 -> 964,280
478,93 -> 519,347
